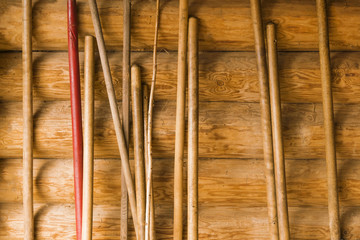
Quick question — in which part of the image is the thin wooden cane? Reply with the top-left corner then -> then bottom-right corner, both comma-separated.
174,0 -> 188,239
23,0 -> 34,239
143,85 -> 156,240
132,65 -> 146,240
145,0 -> 160,239
87,0 -> 139,238
82,35 -> 95,240
249,0 -> 279,239
67,1 -> 83,239
316,0 -> 340,238
121,0 -> 131,239
187,17 -> 199,240
266,23 -> 290,240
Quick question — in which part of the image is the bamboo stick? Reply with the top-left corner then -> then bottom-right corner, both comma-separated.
316,0 -> 340,238
87,0 -> 139,238
249,0 -> 279,239
132,65 -> 146,240
266,23 -> 290,240
121,0 -> 131,239
174,0 -> 188,239
143,85 -> 156,240
23,0 -> 33,239
145,0 -> 160,239
67,1 -> 83,239
82,35 -> 95,240
187,17 -> 199,240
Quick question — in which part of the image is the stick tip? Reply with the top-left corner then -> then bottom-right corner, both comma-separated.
266,22 -> 276,30
189,17 -> 198,25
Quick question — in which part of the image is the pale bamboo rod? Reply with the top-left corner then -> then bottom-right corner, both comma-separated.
132,65 -> 146,240
249,0 -> 279,239
121,0 -> 131,239
316,0 -> 340,238
143,85 -> 156,240
187,17 -> 199,240
23,0 -> 34,239
82,35 -> 95,240
174,0 -> 188,239
87,0 -> 139,238
266,23 -> 290,240
145,0 -> 160,239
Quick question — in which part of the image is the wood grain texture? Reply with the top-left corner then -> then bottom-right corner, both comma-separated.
2,51 -> 360,103
4,100 -> 360,160
1,158 -> 360,239
2,0 -> 360,51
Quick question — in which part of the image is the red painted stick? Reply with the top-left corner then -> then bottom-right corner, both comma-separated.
67,1 -> 83,239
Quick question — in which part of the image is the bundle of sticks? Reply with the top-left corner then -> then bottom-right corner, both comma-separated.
81,0 -> 200,239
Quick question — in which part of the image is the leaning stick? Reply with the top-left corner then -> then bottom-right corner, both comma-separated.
266,23 -> 290,240
143,85 -> 156,240
23,0 -> 34,239
145,0 -> 160,239
132,65 -> 146,240
82,35 -> 95,240
67,1 -> 83,239
187,17 -> 199,240
87,0 -> 139,238
316,0 -> 340,238
249,0 -> 279,239
121,0 -> 131,238
174,0 -> 188,239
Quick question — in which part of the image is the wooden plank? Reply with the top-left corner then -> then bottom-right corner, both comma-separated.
1,156 -> 360,239
2,100 -> 360,159
4,203 -> 359,240
1,0 -> 360,51
1,158 -> 360,207
1,51 -> 360,103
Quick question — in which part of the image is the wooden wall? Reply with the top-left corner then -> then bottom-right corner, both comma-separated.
1,0 -> 360,239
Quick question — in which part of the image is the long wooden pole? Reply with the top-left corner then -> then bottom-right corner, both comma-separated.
187,17 -> 199,240
266,23 -> 290,240
67,1 -> 83,239
132,65 -> 146,240
23,0 -> 34,239
143,85 -> 156,240
249,0 -> 279,239
121,0 -> 131,239
174,0 -> 188,239
82,35 -> 95,240
145,0 -> 160,239
316,0 -> 340,238
87,0 -> 139,238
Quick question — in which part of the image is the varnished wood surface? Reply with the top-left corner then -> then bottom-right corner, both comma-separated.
3,0 -> 360,239
3,100 -> 360,160
1,158 -> 360,239
3,51 -> 360,103
2,0 -> 360,51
